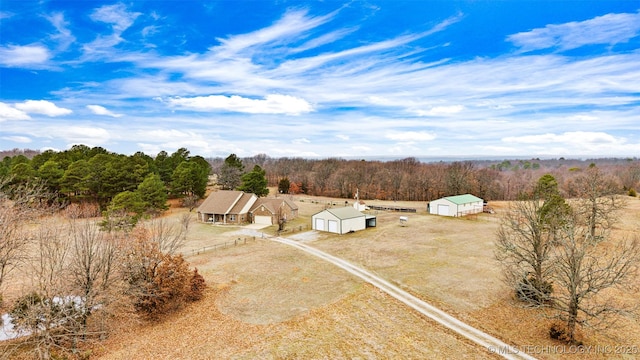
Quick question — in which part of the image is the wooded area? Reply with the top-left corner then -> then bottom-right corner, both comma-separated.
209,154 -> 640,201
3,147 -> 640,205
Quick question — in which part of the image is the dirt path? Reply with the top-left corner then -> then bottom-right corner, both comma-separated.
270,235 -> 537,360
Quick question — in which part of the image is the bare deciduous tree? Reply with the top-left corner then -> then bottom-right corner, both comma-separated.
13,222 -> 72,360
495,198 -> 555,304
8,214 -> 129,359
570,165 -> 625,240
497,172 -> 640,343
137,213 -> 192,255
0,178 -> 56,290
67,215 -> 124,339
549,220 -> 640,343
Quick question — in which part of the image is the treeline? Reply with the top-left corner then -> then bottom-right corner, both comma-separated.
0,145 -> 211,211
4,146 -> 640,204
210,155 -> 640,201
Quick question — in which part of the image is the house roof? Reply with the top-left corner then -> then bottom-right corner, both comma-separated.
230,193 -> 257,214
442,194 -> 483,205
197,190 -> 256,214
250,198 -> 299,214
316,206 -> 365,220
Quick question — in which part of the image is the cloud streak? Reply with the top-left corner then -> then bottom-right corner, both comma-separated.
166,94 -> 313,115
508,10 -> 640,52
0,45 -> 51,68
87,105 -> 122,117
14,100 -> 72,116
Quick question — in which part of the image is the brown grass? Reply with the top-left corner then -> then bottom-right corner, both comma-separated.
10,194 -> 640,359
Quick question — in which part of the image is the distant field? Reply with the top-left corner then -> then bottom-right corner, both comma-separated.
95,195 -> 640,359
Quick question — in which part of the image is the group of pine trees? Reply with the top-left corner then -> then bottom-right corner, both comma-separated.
0,145 -> 211,227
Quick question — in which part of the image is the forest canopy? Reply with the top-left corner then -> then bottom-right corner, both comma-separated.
2,147 -> 639,204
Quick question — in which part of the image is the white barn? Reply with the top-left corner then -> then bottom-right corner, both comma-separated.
312,207 -> 367,234
428,194 -> 484,217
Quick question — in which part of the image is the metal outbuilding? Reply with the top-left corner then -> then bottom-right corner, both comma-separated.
312,207 -> 369,234
428,194 -> 484,217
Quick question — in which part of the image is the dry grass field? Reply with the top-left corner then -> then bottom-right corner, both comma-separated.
48,195 -> 640,359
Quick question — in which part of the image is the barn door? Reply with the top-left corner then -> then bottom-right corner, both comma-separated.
328,220 -> 338,233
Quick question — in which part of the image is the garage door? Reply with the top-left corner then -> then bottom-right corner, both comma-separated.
254,215 -> 272,225
314,218 -> 325,231
437,204 -> 450,216
328,220 -> 338,233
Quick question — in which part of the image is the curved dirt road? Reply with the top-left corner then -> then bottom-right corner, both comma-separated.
271,236 -> 536,360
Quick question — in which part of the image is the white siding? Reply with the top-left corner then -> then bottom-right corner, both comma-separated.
457,201 -> 483,215
429,198 -> 455,216
328,220 -> 338,233
254,215 -> 272,225
339,216 -> 366,234
312,209 -> 366,234
429,196 -> 483,217
437,204 -> 450,216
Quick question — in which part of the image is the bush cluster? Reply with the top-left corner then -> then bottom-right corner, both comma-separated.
123,236 -> 206,318
515,276 -> 553,305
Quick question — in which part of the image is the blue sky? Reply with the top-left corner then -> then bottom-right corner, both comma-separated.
1,1 -> 639,159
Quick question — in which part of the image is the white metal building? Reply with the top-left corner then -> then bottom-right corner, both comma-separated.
311,207 -> 367,234
428,194 -> 484,217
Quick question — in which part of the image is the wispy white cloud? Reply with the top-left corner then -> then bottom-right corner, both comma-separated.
0,103 -> 31,121
508,11 -> 640,52
45,12 -> 75,50
292,138 -> 311,144
141,25 -> 159,38
386,131 -> 436,142
2,136 -> 32,143
212,9 -> 338,58
415,105 -> 464,116
86,104 -> 122,117
503,131 -> 620,145
90,3 -> 140,33
166,94 -> 313,115
14,100 -> 72,116
0,45 -> 51,68
84,3 -> 141,54
52,126 -> 111,147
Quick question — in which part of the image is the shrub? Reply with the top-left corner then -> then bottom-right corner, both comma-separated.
123,236 -> 205,318
515,276 -> 553,304
186,268 -> 206,302
549,323 -> 565,340
549,323 -> 583,345
63,202 -> 101,219
629,188 -> 637,197
10,292 -> 45,328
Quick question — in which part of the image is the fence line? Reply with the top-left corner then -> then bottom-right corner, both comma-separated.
277,224 -> 309,236
185,224 -> 311,257
185,236 -> 257,257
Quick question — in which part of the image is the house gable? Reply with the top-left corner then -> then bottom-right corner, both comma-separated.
249,197 -> 299,225
196,190 -> 257,224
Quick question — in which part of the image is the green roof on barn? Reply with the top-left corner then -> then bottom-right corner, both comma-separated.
443,194 -> 483,205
